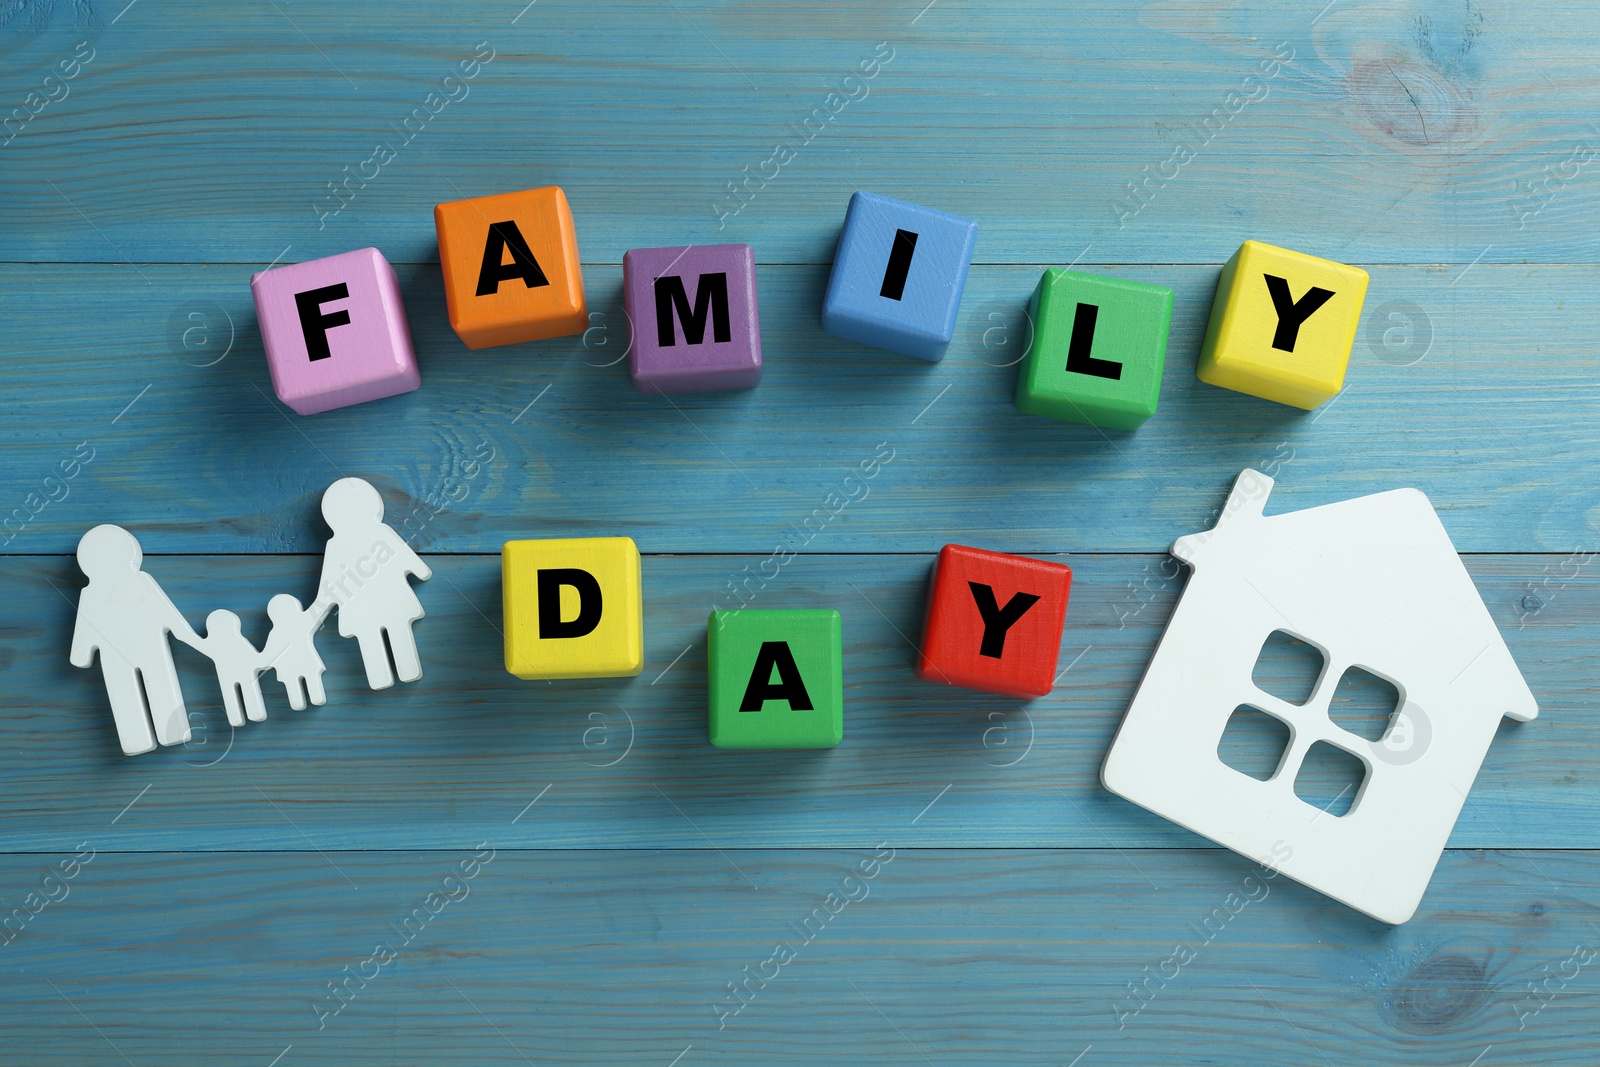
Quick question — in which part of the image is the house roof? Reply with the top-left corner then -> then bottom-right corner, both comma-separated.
1170,468 -> 1537,724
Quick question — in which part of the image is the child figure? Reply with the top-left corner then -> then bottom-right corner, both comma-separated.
197,609 -> 267,726
260,594 -> 330,711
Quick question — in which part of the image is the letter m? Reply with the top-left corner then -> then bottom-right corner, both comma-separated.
655,272 -> 731,346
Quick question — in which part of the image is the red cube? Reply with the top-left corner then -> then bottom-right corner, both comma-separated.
916,544 -> 1073,699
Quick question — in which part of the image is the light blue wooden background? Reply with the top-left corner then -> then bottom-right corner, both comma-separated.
1,1 -> 1597,1064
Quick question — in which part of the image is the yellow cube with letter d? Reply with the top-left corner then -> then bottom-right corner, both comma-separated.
503,537 -> 642,679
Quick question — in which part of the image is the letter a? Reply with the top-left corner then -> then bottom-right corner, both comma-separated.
476,220 -> 550,296
739,641 -> 813,711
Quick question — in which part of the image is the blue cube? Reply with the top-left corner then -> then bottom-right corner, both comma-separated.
821,191 -> 979,362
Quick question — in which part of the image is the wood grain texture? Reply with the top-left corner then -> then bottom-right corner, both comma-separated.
3,1 -> 1600,265
2,262 -> 1598,555
1,1 -> 1596,1063
2,553 -> 1588,852
1,849 -> 1596,1066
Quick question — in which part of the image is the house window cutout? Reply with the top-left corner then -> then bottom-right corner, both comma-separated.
1251,629 -> 1325,706
1217,705 -> 1292,781
1294,741 -> 1368,817
1329,666 -> 1401,742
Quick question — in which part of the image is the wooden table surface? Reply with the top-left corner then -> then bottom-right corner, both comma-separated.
2,2 -> 1597,1063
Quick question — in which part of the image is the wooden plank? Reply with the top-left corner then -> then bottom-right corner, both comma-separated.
3,3 -> 1595,1063
0,848 -> 1595,1065
2,553 -> 1589,852
1,263 -> 1595,555
2,3 -> 1599,265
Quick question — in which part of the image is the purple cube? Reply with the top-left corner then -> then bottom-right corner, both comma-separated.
623,244 -> 762,395
252,247 -> 420,415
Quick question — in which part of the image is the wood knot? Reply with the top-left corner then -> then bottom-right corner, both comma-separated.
1346,53 -> 1477,147
1387,953 -> 1493,1033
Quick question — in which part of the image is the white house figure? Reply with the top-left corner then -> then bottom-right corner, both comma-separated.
1102,469 -> 1538,924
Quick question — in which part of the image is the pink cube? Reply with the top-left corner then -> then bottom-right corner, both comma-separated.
251,247 -> 420,415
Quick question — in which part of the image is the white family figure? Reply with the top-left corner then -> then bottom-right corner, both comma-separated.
69,477 -> 432,755
261,594 -> 330,710
69,524 -> 205,755
315,477 -> 432,690
199,609 -> 269,726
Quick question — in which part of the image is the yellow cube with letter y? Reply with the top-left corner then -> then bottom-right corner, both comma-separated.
1197,240 -> 1369,410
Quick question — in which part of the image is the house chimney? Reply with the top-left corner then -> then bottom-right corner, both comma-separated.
1172,468 -> 1274,562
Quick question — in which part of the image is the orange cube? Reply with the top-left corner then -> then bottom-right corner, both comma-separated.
434,186 -> 587,349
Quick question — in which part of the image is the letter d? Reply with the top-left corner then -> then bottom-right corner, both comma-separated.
537,568 -> 603,638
